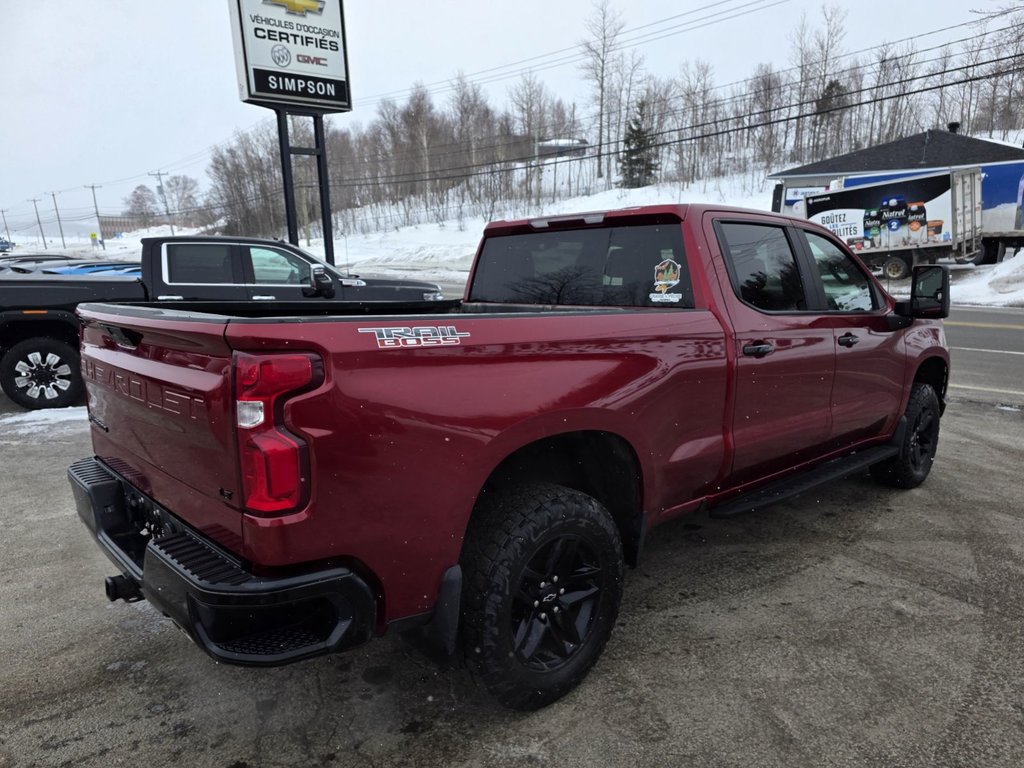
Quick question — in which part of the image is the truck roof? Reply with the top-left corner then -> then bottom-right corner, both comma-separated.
483,203 -> 810,236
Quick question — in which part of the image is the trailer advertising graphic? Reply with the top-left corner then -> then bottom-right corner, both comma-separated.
804,174 -> 954,255
229,0 -> 350,112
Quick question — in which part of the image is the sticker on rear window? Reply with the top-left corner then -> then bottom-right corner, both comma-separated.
650,259 -> 682,303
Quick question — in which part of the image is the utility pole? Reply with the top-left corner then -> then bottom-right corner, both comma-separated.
48,192 -> 67,249
0,209 -> 11,243
84,184 -> 106,251
148,171 -> 175,235
27,198 -> 46,249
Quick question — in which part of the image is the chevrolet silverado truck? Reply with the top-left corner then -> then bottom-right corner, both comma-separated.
0,235 -> 443,409
68,204 -> 950,710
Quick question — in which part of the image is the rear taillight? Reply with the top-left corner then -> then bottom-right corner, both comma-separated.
235,353 -> 323,514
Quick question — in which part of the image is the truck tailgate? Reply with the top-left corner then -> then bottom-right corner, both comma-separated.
78,304 -> 241,549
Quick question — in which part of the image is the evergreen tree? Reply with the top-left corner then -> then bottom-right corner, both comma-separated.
618,99 -> 659,188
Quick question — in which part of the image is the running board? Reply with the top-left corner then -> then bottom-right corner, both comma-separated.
708,446 -> 899,519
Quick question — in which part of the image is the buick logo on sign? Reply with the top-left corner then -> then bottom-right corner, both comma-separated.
271,44 -> 291,67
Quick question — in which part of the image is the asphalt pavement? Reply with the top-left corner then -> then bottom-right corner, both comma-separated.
946,306 -> 1024,407
0,307 -> 1022,767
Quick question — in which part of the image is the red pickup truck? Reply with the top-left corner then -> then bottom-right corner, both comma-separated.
69,204 -> 950,710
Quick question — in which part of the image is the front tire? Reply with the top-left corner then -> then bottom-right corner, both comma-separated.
0,338 -> 83,410
871,383 -> 941,489
460,483 -> 624,710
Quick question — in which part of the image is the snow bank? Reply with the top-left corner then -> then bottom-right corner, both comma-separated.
952,251 -> 1024,306
0,406 -> 89,437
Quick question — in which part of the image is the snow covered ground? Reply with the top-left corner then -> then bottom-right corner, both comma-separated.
0,406 -> 88,443
14,176 -> 1022,306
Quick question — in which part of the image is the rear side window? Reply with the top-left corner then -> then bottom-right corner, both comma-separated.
469,224 -> 692,308
716,222 -> 808,312
165,244 -> 235,285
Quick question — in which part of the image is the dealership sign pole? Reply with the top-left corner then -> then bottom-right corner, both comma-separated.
228,0 -> 351,265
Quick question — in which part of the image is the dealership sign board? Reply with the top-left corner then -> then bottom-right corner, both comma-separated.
228,0 -> 350,112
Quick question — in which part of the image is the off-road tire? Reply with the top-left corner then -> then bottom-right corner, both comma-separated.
0,338 -> 83,410
870,383 -> 941,489
460,482 -> 624,710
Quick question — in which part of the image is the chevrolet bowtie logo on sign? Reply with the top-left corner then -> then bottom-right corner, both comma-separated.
264,0 -> 325,15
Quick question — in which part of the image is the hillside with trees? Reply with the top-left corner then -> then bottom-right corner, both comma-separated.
144,3 -> 1024,238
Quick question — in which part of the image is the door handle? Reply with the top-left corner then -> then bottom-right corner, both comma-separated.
252,295 -> 277,301
837,333 -> 860,348
157,295 -> 183,301
742,342 -> 774,357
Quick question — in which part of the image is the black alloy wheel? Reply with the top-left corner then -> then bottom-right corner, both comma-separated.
907,399 -> 938,475
460,482 -> 624,710
511,534 -> 605,671
871,382 -> 941,489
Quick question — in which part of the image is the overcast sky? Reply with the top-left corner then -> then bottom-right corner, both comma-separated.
0,0 -> 994,238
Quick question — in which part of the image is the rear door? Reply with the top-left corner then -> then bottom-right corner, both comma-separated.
793,228 -> 905,447
156,241 -> 248,301
708,216 -> 835,485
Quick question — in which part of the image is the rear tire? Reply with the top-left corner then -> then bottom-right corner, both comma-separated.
0,338 -> 83,410
460,483 -> 624,710
882,255 -> 911,281
871,383 -> 941,489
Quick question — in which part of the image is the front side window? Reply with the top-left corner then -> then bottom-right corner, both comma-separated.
717,222 -> 808,312
249,247 -> 311,285
469,223 -> 692,308
165,244 -> 234,284
802,232 -> 877,312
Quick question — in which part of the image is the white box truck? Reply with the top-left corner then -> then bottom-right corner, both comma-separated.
801,168 -> 983,280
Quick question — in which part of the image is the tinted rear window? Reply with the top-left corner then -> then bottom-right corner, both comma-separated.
469,224 -> 692,308
166,244 -> 235,284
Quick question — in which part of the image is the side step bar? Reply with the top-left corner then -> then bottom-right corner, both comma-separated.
708,445 -> 899,519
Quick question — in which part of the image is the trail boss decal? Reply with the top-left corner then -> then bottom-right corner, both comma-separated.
358,326 -> 471,349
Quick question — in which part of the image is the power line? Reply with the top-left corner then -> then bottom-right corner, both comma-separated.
148,171 -> 176,236
48,192 -> 67,249
27,199 -> 46,250
108,56 -> 1024,222
85,185 -> 106,250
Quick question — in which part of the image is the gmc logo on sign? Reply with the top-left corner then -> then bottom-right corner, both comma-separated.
297,54 -> 329,67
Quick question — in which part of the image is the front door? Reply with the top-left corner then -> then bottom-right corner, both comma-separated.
794,229 -> 906,447
243,244 -> 318,302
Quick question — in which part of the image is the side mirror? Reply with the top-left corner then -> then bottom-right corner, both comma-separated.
302,265 -> 336,298
895,264 -> 950,320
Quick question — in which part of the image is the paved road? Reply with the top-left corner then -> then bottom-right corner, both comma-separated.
1,393 -> 1022,767
0,302 -> 1021,767
946,306 -> 1024,407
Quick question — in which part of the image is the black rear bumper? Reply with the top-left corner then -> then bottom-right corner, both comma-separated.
68,457 -> 375,666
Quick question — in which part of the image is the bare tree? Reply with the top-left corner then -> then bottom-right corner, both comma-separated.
122,185 -> 158,227
161,175 -> 200,225
579,0 -> 625,181
509,72 -> 550,205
